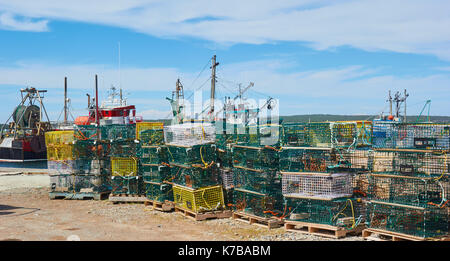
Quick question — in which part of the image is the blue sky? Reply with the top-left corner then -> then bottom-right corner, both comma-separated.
0,0 -> 449,122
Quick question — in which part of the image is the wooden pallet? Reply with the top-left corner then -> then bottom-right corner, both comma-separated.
284,220 -> 365,239
362,228 -> 428,241
109,194 -> 148,204
175,207 -> 232,221
232,212 -> 284,229
49,191 -> 109,200
144,199 -> 175,212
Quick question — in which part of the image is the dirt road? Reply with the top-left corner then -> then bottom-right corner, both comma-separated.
0,175 -> 363,241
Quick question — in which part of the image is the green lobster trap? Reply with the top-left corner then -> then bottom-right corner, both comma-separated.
138,128 -> 164,146
110,175 -> 143,195
138,145 -> 168,165
372,121 -> 450,150
169,163 -> 220,189
140,164 -> 171,183
50,174 -> 111,193
285,197 -> 365,228
47,160 -> 77,175
216,148 -> 233,168
278,147 -> 336,173
231,145 -> 279,170
367,174 -> 449,208
370,149 -> 449,178
74,125 -> 106,141
109,140 -> 139,157
281,122 -> 308,147
366,201 -> 448,238
232,166 -> 281,194
73,140 -> 110,159
103,124 -> 136,141
173,184 -> 225,213
166,143 -> 216,166
144,180 -> 173,202
232,188 -> 284,218
75,158 -> 110,175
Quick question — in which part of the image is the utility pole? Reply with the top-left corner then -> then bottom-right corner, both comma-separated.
64,77 -> 68,124
404,89 -> 409,122
95,74 -> 99,126
388,90 -> 393,116
210,55 -> 219,121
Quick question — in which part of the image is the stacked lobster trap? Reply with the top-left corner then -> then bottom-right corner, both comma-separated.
164,122 -> 228,216
47,126 -> 112,199
366,121 -> 450,239
229,123 -> 286,221
279,121 -> 371,230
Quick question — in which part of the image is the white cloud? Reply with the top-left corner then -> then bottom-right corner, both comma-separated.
0,1 -> 450,59
0,12 -> 48,32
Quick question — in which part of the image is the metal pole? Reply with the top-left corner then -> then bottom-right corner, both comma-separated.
95,74 -> 99,126
210,55 -> 219,121
64,77 -> 68,124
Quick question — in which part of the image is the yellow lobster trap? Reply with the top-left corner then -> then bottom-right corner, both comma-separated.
173,185 -> 225,213
46,144 -> 74,161
136,122 -> 164,140
45,130 -> 75,146
111,157 -> 138,176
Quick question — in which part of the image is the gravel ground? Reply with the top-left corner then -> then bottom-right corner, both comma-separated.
0,174 -> 365,241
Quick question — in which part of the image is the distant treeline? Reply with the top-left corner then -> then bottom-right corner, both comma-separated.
145,114 -> 450,125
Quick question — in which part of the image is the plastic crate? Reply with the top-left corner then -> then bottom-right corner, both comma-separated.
111,157 -> 138,176
173,184 -> 225,213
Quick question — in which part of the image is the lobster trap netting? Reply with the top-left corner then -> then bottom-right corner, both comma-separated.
136,122 -> 164,140
47,160 -> 76,175
140,164 -> 171,183
74,125 -> 106,141
232,188 -> 284,218
169,164 -> 220,189
49,174 -> 111,193
45,130 -> 74,146
370,150 -> 449,178
110,175 -> 143,195
281,123 -> 308,147
367,174 -> 450,208
282,172 -> 353,200
143,180 -> 173,202
216,148 -> 233,168
220,168 -> 234,189
366,201 -> 449,238
103,124 -> 136,141
231,145 -> 279,170
352,172 -> 370,198
278,147 -> 335,173
73,140 -> 110,159
164,122 -> 215,146
244,124 -> 281,147
109,140 -> 138,157
285,197 -> 366,228
166,144 -> 216,166
46,144 -> 74,161
138,145 -> 168,165
110,157 -> 138,176
73,158 -> 110,175
372,122 -> 450,150
138,128 -> 164,146
173,184 -> 225,213
232,167 -> 281,194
